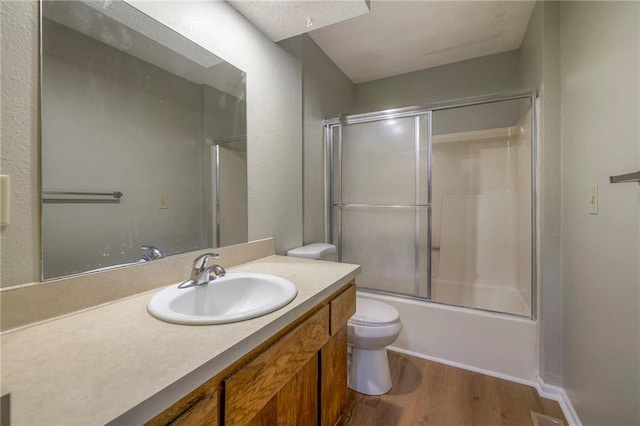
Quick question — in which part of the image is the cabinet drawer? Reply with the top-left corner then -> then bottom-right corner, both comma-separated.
330,283 -> 356,335
224,306 -> 330,425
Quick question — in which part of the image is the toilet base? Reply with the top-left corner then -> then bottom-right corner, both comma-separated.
348,346 -> 392,395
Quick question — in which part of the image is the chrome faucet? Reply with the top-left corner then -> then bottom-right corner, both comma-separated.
178,252 -> 226,289
140,245 -> 165,261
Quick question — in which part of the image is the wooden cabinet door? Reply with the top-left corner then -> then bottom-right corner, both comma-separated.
321,326 -> 348,426
246,356 -> 318,426
169,393 -> 218,426
321,283 -> 355,425
145,386 -> 219,426
225,306 -> 329,425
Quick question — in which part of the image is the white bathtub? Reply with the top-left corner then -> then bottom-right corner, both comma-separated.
431,278 -> 531,317
358,290 -> 538,383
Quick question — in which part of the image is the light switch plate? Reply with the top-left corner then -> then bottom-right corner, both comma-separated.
588,184 -> 598,215
0,175 -> 9,227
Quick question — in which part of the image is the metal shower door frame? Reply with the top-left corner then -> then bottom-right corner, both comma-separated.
325,110 -> 433,300
325,90 -> 538,320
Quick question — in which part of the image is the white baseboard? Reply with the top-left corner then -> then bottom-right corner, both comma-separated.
388,347 -> 581,426
535,377 -> 582,426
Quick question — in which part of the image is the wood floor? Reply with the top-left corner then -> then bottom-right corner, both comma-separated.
340,351 -> 566,426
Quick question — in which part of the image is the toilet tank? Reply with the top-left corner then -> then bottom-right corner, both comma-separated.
287,243 -> 336,261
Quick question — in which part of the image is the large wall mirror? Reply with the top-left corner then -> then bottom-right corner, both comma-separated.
41,0 -> 247,280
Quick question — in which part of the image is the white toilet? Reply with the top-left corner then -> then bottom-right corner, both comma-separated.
286,244 -> 402,396
347,297 -> 402,395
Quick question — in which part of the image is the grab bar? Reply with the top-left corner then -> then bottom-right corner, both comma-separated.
43,191 -> 123,204
609,171 -> 640,186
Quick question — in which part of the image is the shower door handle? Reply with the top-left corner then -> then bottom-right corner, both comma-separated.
609,171 -> 640,185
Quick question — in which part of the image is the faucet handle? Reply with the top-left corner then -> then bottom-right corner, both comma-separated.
140,245 -> 165,261
190,253 -> 219,279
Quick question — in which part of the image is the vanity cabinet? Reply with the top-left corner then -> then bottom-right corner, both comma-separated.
146,281 -> 356,426
225,306 -> 329,425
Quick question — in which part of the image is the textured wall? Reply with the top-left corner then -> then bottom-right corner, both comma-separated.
280,35 -> 356,245
0,1 -> 40,287
130,0 -> 303,256
354,50 -> 522,113
561,2 -> 639,424
520,1 -> 564,386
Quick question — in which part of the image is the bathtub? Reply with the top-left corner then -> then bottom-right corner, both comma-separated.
431,278 -> 531,317
357,290 -> 538,383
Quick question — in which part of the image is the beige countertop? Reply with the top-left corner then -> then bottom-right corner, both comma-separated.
0,255 -> 360,425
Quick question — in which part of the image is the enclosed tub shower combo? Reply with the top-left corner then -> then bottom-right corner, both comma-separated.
324,92 -> 539,381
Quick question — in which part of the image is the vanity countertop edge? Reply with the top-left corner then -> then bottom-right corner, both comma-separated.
0,255 -> 361,425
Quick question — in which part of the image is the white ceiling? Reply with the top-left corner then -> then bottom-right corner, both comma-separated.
228,0 -> 371,42
227,1 -> 535,84
309,1 -> 535,83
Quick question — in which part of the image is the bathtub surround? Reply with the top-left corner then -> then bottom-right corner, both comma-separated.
430,99 -> 533,316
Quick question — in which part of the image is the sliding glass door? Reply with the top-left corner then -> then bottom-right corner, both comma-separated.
329,113 -> 431,298
326,93 -> 536,318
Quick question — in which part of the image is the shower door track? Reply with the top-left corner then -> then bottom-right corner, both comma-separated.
325,90 -> 538,320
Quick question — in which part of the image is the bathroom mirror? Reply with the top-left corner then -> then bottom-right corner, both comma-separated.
40,0 -> 247,279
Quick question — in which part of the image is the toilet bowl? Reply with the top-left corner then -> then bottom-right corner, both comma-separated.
286,245 -> 401,395
348,297 -> 402,395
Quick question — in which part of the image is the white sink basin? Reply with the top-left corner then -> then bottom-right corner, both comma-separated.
147,273 -> 298,325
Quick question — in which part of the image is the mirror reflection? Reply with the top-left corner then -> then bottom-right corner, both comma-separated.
41,0 -> 247,280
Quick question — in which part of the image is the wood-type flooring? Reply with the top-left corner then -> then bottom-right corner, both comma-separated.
341,351 -> 566,426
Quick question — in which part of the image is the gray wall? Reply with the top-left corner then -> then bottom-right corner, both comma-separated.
354,50 -> 522,113
520,2 -> 563,386
281,34 -> 356,245
0,1 -> 40,287
131,0 -> 303,257
560,2 -> 639,424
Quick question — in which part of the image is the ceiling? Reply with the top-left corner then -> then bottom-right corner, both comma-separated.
229,1 -> 535,84
228,0 -> 371,42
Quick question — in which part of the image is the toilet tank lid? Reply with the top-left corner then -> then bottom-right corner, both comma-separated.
350,297 -> 400,326
287,243 -> 336,259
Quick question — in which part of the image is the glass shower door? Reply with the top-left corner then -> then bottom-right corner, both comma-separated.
430,98 -> 533,316
330,113 -> 431,298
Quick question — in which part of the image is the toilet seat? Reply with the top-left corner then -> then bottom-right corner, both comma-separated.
349,297 -> 400,327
